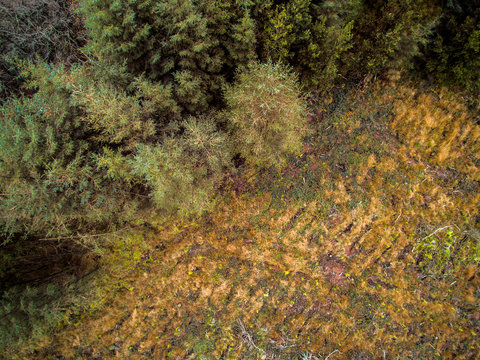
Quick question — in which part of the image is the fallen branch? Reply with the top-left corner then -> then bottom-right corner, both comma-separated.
421,225 -> 452,242
325,349 -> 340,360
236,319 -> 265,355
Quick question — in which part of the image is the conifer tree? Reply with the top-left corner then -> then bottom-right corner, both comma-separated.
224,62 -> 308,169
0,57 -> 236,241
0,62 -> 136,240
0,0 -> 84,99
421,0 -> 480,94
260,0 -> 353,90
343,0 -> 437,79
81,0 -> 257,114
130,116 -> 230,214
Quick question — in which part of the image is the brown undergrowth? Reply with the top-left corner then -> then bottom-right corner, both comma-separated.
12,78 -> 480,359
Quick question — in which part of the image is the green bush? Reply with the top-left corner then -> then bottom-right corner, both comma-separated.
224,61 -> 308,169
0,274 -> 100,352
414,227 -> 480,278
342,0 -> 437,79
255,0 -> 437,88
0,58 -> 234,241
0,61 -> 138,241
130,116 -> 230,214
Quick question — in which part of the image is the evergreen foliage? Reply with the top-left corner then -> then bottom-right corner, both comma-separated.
0,58 -> 231,240
343,0 -> 437,79
256,0 -> 437,87
224,62 -> 307,169
0,61 -> 136,241
0,279 -> 97,352
81,0 -> 257,113
260,0 -> 354,90
0,0 -> 85,99
131,116 -> 230,214
421,0 -> 480,94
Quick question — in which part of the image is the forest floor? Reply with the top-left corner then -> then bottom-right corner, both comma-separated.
15,78 -> 480,359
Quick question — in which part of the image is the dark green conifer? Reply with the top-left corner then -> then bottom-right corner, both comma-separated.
0,63 -> 124,239
260,0 -> 353,90
224,61 -> 308,169
421,0 -> 480,93
82,0 -> 257,114
343,0 -> 437,79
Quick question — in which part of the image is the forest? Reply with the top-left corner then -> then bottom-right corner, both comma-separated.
0,0 -> 479,358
